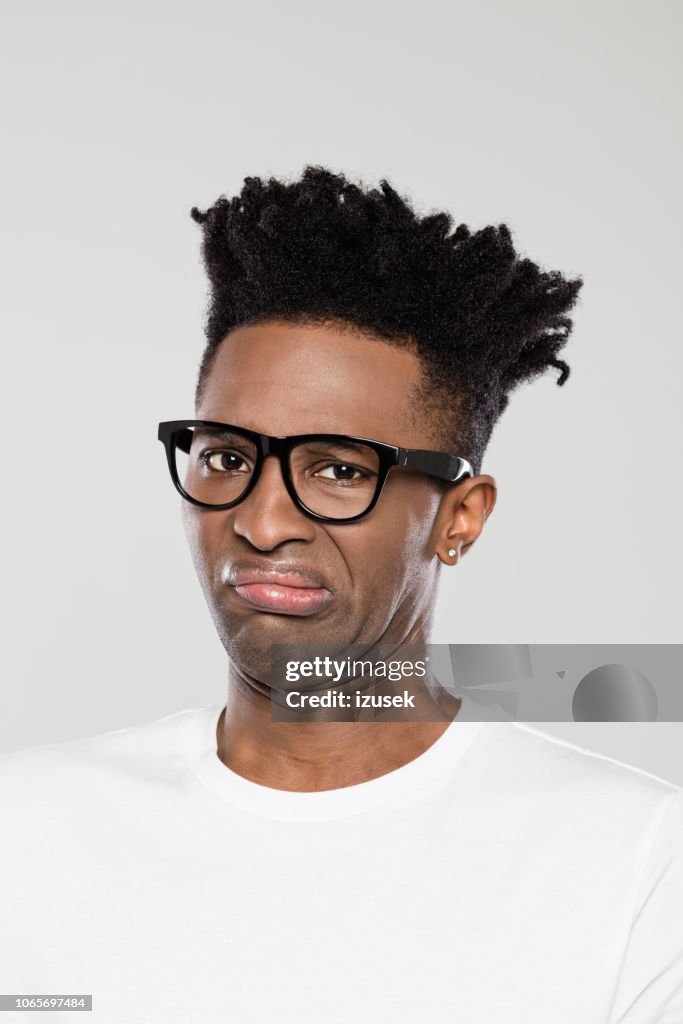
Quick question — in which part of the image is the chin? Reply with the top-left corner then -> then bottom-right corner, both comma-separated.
215,612 -> 327,683
224,609 -> 373,687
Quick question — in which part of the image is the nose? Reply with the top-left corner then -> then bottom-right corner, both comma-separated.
231,454 -> 317,550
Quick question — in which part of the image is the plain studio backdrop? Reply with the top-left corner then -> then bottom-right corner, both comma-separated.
1,1 -> 681,782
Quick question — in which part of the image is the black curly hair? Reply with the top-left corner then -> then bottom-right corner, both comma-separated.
189,165 -> 583,476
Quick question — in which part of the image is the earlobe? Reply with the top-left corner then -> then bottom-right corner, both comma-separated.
439,544 -> 460,565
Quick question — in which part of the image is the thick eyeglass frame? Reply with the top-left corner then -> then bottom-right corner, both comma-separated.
158,419 -> 474,524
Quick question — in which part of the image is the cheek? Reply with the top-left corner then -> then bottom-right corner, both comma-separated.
389,486 -> 443,592
407,490 -> 444,555
339,487 -> 439,591
181,503 -> 201,554
381,479 -> 442,554
182,505 -> 217,584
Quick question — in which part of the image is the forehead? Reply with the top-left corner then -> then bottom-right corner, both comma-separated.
197,320 -> 435,446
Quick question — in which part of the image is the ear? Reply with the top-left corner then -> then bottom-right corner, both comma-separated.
430,475 -> 497,566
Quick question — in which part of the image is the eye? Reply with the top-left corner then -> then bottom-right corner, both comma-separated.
314,462 -> 367,483
202,450 -> 252,474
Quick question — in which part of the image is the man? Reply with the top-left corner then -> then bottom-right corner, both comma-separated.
1,166 -> 681,1023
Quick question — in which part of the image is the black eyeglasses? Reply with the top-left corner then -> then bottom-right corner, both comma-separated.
157,420 -> 473,524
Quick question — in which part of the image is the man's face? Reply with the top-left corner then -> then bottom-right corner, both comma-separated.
183,319 -> 456,681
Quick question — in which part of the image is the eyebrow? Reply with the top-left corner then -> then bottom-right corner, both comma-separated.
193,427 -> 253,442
294,438 -> 376,456
194,426 -> 377,453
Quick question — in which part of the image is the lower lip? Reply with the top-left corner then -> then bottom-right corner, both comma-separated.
232,582 -> 332,616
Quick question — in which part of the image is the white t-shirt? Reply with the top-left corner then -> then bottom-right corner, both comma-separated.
1,694 -> 682,1023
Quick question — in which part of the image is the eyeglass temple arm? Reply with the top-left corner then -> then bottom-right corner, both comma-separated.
399,449 -> 473,483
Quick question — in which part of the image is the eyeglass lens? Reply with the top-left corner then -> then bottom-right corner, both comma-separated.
174,426 -> 381,519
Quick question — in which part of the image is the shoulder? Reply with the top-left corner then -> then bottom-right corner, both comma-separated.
474,718 -> 682,844
496,719 -> 680,791
0,704 -> 217,811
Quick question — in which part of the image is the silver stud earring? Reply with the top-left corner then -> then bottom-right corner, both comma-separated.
448,548 -> 457,558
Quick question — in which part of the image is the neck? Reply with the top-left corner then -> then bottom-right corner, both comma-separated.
216,649 -> 462,793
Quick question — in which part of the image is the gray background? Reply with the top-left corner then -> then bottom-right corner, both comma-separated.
1,1 -> 681,782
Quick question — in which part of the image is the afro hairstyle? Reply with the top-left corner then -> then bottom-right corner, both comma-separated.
189,165 -> 583,475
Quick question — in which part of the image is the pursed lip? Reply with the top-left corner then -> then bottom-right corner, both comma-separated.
225,561 -> 333,616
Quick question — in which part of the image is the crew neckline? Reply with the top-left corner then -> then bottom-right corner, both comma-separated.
185,693 -> 502,821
